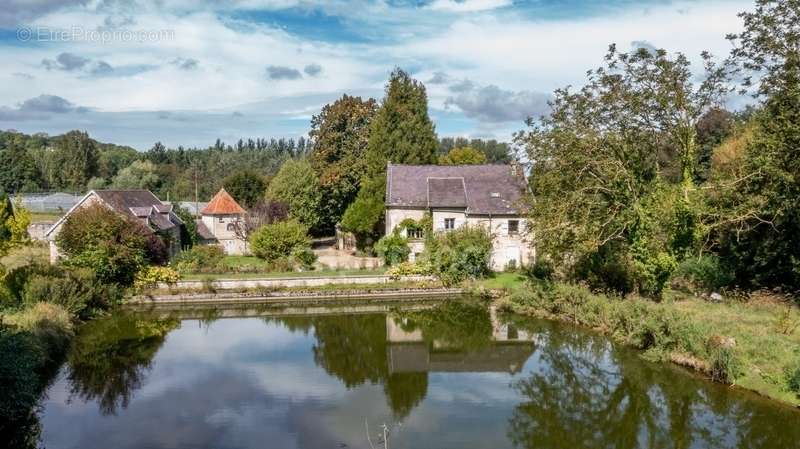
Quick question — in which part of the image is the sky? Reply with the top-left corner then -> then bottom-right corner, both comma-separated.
0,0 -> 753,151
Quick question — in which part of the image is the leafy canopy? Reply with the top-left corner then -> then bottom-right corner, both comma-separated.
267,159 -> 323,233
249,219 -> 312,261
438,146 -> 487,165
223,169 -> 268,209
309,94 -> 378,233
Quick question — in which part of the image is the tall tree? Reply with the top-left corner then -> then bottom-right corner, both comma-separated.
363,68 -> 438,186
223,169 -> 268,209
342,68 -> 438,246
717,0 -> 800,289
0,142 -> 41,193
53,130 -> 99,191
516,45 -> 729,296
438,146 -> 487,165
111,160 -> 161,191
266,159 -> 323,233
308,94 -> 378,233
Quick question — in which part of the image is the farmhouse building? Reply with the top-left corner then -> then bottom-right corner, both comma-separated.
385,163 -> 533,270
45,190 -> 183,263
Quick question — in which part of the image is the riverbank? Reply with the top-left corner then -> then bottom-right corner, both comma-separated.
492,280 -> 800,407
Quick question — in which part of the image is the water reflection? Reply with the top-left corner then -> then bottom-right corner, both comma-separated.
66,313 -> 179,415
504,317 -> 800,449
36,300 -> 800,449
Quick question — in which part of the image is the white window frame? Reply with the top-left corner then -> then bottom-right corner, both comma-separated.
444,218 -> 455,230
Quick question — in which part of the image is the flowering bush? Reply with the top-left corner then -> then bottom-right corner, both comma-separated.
134,266 -> 180,290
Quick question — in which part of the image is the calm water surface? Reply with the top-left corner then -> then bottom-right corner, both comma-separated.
36,300 -> 800,449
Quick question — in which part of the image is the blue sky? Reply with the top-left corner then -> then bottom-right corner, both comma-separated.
0,0 -> 751,150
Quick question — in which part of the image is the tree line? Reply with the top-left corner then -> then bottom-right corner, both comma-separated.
516,0 -> 799,294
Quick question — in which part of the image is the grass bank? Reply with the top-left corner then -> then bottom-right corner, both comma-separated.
0,303 -> 74,445
490,279 -> 800,407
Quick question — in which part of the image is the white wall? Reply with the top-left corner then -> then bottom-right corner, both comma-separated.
467,216 -> 532,270
202,213 -> 248,255
384,207 -> 533,271
431,210 -> 467,232
385,208 -> 425,235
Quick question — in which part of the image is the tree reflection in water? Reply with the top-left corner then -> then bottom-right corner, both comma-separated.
269,300 -> 494,419
505,317 -> 800,449
66,313 -> 179,415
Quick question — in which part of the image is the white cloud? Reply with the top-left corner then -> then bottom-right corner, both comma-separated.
0,0 -> 751,146
426,0 -> 512,13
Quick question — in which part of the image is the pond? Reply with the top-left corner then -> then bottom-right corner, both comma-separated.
31,299 -> 800,449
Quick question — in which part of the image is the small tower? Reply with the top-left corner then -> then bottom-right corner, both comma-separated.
200,188 -> 247,255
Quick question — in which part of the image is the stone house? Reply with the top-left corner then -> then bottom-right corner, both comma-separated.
196,188 -> 248,255
45,190 -> 183,263
385,163 -> 533,270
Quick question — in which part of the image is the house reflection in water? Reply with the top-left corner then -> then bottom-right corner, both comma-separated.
386,308 -> 537,375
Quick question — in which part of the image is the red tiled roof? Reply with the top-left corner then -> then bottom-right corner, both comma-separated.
202,188 -> 246,215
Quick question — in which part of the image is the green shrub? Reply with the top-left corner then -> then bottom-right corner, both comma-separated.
2,263 -> 62,308
386,261 -> 434,279
574,243 -> 636,296
55,204 -> 158,286
134,266 -> 180,290
785,360 -> 800,394
20,267 -> 121,320
290,248 -> 318,270
526,259 -> 555,282
633,251 -> 678,298
374,232 -> 410,266
249,219 -> 311,261
172,245 -> 224,273
3,264 -> 120,319
672,255 -> 734,293
706,336 -> 739,384
340,195 -> 384,249
507,282 -> 711,375
426,225 -> 493,285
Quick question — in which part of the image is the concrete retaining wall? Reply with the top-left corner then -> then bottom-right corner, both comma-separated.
159,274 -> 436,290
131,287 -> 463,306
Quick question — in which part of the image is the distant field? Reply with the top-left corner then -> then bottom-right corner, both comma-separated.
29,212 -> 63,222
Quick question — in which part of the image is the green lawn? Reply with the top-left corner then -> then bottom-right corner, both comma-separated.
671,296 -> 800,405
29,211 -> 63,222
477,272 -> 527,290
1,244 -> 49,270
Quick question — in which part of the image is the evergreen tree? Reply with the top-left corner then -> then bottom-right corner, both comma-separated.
718,0 -> 800,289
342,68 -> 438,247
363,68 -> 438,188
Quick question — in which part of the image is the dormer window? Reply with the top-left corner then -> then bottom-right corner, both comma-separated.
490,192 -> 500,198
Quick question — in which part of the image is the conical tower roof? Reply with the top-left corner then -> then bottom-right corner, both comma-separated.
201,188 -> 246,215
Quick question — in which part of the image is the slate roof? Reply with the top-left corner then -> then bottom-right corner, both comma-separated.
195,219 -> 216,241
386,164 -> 527,215
202,188 -> 246,215
427,177 -> 467,208
93,190 -> 181,231
46,189 -> 182,238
